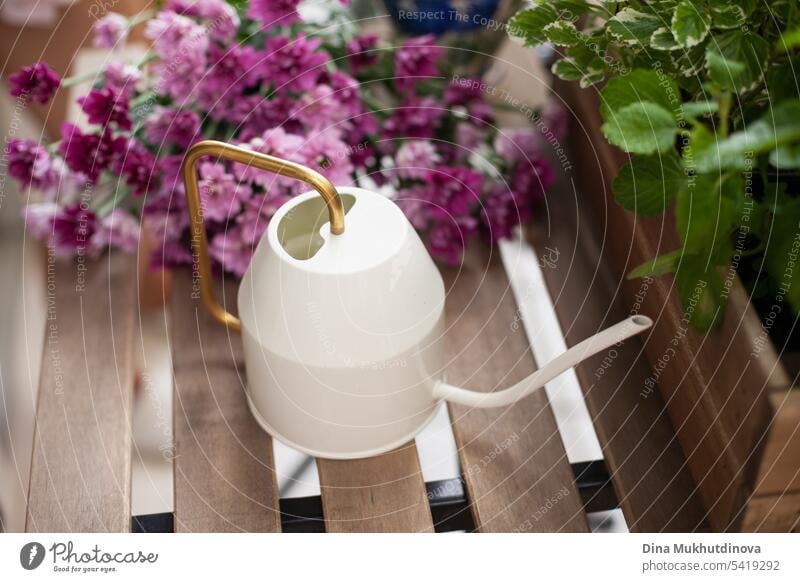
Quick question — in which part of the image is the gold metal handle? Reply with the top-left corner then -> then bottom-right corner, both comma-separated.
182,139 -> 346,332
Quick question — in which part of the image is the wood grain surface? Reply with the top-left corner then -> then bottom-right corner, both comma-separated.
317,443 -> 434,532
26,253 -> 137,532
171,271 -> 281,532
443,247 -> 589,532
529,169 -> 708,532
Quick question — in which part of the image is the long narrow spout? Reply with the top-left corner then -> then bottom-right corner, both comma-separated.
433,315 -> 652,408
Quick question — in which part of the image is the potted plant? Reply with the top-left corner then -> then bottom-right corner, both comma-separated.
509,1 -> 800,531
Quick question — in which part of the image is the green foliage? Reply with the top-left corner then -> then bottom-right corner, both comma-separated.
509,0 -> 800,330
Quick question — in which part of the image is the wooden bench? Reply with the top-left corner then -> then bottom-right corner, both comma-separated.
24,155 -> 712,532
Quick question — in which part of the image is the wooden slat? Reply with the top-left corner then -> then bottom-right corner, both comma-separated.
753,391 -> 800,497
528,170 -> 708,531
741,492 -> 800,532
317,443 -> 434,532
26,252 -> 137,532
171,271 -> 281,532
444,247 -> 589,532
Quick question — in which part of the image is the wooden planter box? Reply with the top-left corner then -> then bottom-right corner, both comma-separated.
559,80 -> 800,532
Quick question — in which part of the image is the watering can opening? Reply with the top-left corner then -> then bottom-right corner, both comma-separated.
278,193 -> 357,260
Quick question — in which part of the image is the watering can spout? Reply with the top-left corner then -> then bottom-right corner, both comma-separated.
433,315 -> 652,408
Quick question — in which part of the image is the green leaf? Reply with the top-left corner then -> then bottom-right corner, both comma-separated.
769,145 -> 800,169
543,20 -> 581,47
764,196 -> 800,313
707,0 -> 755,29
507,4 -> 560,46
613,151 -> 685,215
651,27 -> 680,51
607,8 -> 662,46
672,0 -> 711,48
628,249 -> 682,279
682,123 -> 715,169
677,174 -> 743,259
579,68 -> 606,88
695,101 -> 800,172
600,69 -> 680,121
680,101 -> 719,119
551,58 -> 583,81
777,27 -> 800,52
705,48 -> 746,90
706,30 -> 770,92
602,101 -> 678,155
674,254 -> 726,331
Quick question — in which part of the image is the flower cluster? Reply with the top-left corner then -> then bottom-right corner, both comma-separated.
6,0 -> 561,274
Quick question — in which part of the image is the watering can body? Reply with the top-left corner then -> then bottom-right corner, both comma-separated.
183,140 -> 651,459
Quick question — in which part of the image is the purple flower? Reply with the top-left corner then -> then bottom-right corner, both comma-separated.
113,139 -> 159,196
291,85 -> 348,129
93,13 -> 128,49
144,107 -> 201,149
346,35 -> 380,73
394,35 -> 444,92
78,87 -> 132,130
198,162 -> 251,222
237,196 -> 280,245
146,10 -> 208,102
384,96 -> 444,140
235,128 -> 305,192
9,62 -> 61,104
326,71 -> 362,118
59,123 -> 125,184
480,186 -> 520,243
261,35 -> 329,93
426,217 -> 477,266
395,140 -> 439,180
209,229 -> 253,277
444,78 -> 483,107
104,62 -> 141,100
189,0 -> 240,43
425,167 -> 483,221
6,139 -> 59,192
304,128 -> 355,186
494,128 -> 541,166
198,44 -> 258,112
23,203 -> 59,241
91,209 -> 140,253
52,203 -> 98,255
247,0 -> 301,29
229,95 -> 297,140
510,157 -> 555,218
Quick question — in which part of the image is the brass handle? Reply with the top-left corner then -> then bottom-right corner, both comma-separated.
181,139 -> 346,332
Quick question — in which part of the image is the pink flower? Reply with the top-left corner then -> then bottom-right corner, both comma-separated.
394,35 -> 444,92
52,203 -> 98,255
327,71 -> 362,118
494,128 -> 542,166
198,44 -> 259,112
93,13 -> 128,49
235,128 -> 305,192
237,197 -> 280,245
384,96 -> 444,140
480,185 -> 521,243
304,128 -> 355,186
190,0 -> 240,43
198,162 -> 251,222
9,62 -> 61,104
59,123 -> 125,184
23,203 -> 59,241
113,139 -> 159,196
424,167 -> 483,221
209,229 -> 253,277
104,62 -> 141,99
291,85 -> 348,129
346,35 -> 380,73
78,87 -> 132,130
510,157 -> 554,218
261,35 -> 329,93
426,217 -> 477,266
395,140 -> 439,180
6,139 -> 59,192
247,0 -> 301,29
144,107 -> 201,149
444,78 -> 483,106
91,209 -> 140,253
146,10 -> 209,101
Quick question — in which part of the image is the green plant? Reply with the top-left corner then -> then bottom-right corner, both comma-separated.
509,1 -> 800,331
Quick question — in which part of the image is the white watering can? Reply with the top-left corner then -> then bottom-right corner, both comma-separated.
183,140 -> 652,459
